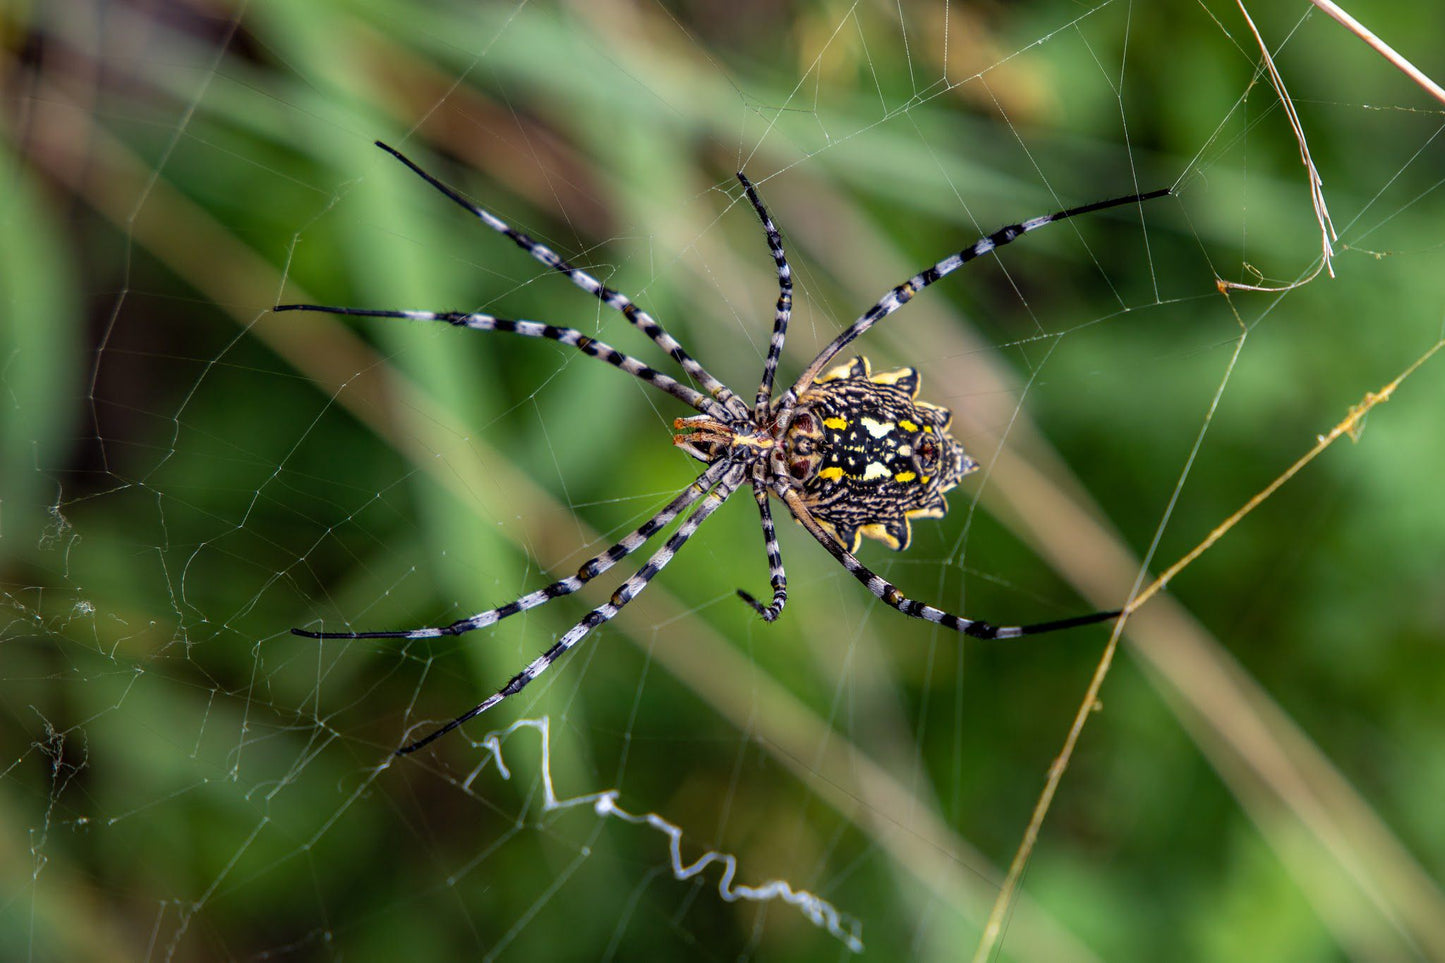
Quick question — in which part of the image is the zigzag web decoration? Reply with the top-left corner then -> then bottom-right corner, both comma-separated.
456,717 -> 865,952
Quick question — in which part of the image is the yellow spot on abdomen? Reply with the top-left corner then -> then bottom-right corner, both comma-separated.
898,419 -> 919,432
894,471 -> 917,483
823,416 -> 849,430
818,466 -> 845,481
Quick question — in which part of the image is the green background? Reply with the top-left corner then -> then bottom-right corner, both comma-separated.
3,1 -> 1444,959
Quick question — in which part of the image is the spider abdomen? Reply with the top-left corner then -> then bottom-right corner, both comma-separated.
783,356 -> 976,552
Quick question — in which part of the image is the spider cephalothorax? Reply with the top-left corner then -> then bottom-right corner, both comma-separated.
285,140 -> 1166,753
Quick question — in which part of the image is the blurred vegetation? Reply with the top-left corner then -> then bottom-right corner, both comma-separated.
3,0 -> 1444,960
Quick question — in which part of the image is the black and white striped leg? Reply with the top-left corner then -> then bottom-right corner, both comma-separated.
293,460 -> 735,642
777,486 -> 1120,639
374,141 -> 750,420
782,188 -> 1172,413
736,173 -> 793,418
273,304 -> 723,418
735,474 -> 788,622
397,462 -> 749,754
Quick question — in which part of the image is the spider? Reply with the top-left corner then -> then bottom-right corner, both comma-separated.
284,141 -> 1168,754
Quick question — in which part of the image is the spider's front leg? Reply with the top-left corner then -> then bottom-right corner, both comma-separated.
735,172 -> 793,418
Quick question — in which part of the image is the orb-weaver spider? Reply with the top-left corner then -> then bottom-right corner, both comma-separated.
284,142 -> 1167,754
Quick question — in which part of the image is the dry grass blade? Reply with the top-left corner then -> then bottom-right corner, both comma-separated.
1308,0 -> 1445,106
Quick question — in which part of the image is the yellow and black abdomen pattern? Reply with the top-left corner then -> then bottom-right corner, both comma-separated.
783,357 -> 977,552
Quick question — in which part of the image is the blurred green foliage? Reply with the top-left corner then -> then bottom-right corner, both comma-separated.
2,1 -> 1444,960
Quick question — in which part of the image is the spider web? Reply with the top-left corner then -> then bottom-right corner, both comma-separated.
6,0 -> 1445,959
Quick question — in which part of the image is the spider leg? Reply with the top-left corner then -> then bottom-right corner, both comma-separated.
777,188 -> 1171,416
398,462 -> 749,754
776,485 -> 1119,639
736,471 -> 787,622
735,173 -> 793,418
273,304 -> 724,418
293,459 -> 735,641
374,141 -> 751,420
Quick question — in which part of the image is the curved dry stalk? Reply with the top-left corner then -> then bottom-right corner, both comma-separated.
1222,0 -> 1337,291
